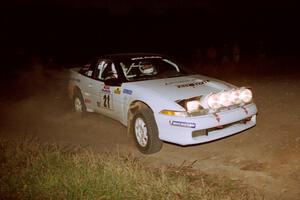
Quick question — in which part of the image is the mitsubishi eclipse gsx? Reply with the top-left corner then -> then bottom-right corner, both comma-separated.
68,53 -> 257,154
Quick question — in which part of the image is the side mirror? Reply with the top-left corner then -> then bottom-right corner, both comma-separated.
104,78 -> 121,86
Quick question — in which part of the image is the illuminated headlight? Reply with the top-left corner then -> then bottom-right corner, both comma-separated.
207,93 -> 222,109
219,91 -> 231,107
229,89 -> 242,104
186,100 -> 201,112
173,97 -> 208,116
207,88 -> 253,109
240,88 -> 252,103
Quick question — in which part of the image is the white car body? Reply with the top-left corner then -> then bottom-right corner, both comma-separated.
68,54 -> 257,148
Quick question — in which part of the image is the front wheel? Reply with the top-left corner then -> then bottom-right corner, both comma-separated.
131,106 -> 162,154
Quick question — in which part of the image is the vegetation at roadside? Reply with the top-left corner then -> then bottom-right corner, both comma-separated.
0,138 -> 262,200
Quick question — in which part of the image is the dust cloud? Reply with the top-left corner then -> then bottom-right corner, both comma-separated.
0,62 -> 132,151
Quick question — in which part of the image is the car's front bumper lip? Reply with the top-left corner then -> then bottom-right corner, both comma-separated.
155,103 -> 257,145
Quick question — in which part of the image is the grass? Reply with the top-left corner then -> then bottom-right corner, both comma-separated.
0,138 -> 262,200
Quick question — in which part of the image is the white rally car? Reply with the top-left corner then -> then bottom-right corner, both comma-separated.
68,53 -> 257,154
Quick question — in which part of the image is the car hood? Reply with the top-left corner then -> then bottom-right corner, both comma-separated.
126,75 -> 235,102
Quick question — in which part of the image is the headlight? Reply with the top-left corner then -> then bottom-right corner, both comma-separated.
219,91 -> 231,107
229,89 -> 242,104
207,88 -> 253,109
177,97 -> 208,115
186,100 -> 201,112
207,93 -> 222,109
240,88 -> 252,103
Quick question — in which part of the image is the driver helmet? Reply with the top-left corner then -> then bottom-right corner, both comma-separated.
139,63 -> 155,75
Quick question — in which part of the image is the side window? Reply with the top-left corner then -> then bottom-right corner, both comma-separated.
92,60 -> 106,80
81,59 -> 119,81
79,60 -> 97,77
99,61 -> 118,81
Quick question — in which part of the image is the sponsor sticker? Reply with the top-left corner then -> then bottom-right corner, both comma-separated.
102,85 -> 110,93
114,87 -> 121,95
123,89 -> 133,95
170,121 -> 196,128
177,80 -> 209,88
131,56 -> 162,60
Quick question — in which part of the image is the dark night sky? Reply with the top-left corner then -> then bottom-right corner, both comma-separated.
1,0 -> 299,62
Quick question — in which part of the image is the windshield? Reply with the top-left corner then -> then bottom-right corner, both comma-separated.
119,57 -> 188,81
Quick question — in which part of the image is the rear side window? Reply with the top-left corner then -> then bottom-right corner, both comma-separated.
79,59 -> 100,77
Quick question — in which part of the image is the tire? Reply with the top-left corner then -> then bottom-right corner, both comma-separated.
130,106 -> 163,154
73,90 -> 86,116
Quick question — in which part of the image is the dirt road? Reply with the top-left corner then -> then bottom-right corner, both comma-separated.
1,68 -> 299,199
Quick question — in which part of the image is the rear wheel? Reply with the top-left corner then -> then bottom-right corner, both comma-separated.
130,106 -> 162,154
73,91 -> 86,116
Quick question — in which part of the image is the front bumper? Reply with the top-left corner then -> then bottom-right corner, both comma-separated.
155,103 -> 257,145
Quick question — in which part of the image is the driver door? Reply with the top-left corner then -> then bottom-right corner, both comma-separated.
91,60 -> 124,121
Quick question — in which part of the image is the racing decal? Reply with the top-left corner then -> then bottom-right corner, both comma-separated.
103,94 -> 110,108
170,121 -> 196,128
102,85 -> 111,93
84,98 -> 92,104
114,87 -> 121,95
213,113 -> 221,123
123,89 -> 133,95
177,80 -> 209,88
100,93 -> 113,109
